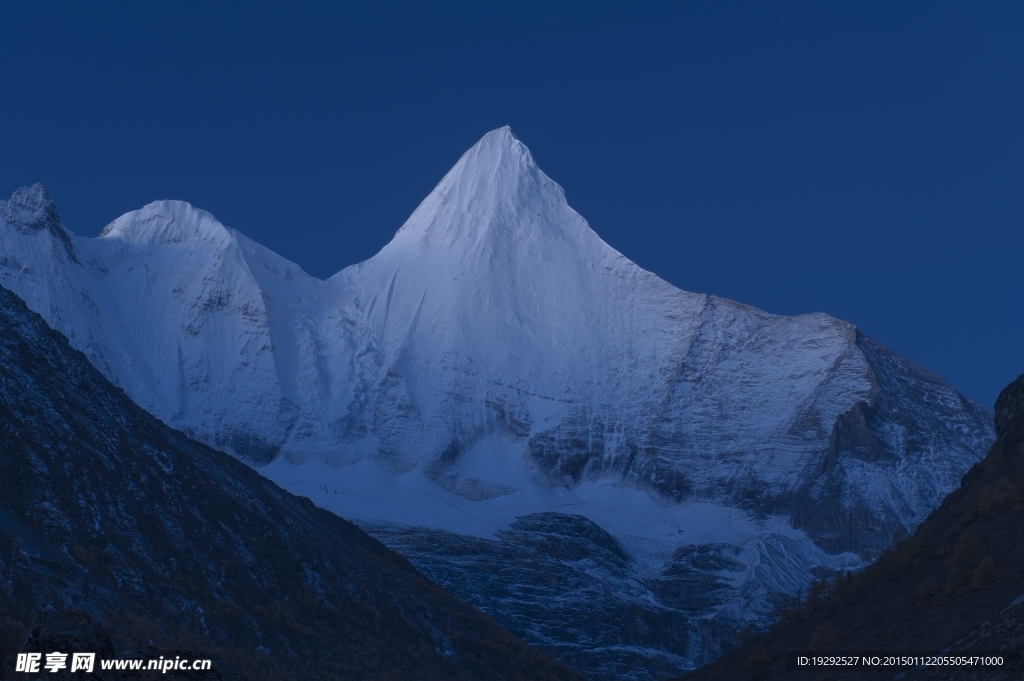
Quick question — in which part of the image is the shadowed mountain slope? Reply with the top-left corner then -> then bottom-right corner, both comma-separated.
678,373 -> 1024,681
0,284 -> 581,681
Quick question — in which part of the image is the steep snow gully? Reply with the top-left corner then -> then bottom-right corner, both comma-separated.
0,128 -> 993,680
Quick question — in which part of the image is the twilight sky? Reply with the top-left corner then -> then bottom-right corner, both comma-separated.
2,2 -> 1021,407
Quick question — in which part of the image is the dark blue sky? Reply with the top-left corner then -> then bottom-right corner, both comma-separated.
3,2 -> 1021,407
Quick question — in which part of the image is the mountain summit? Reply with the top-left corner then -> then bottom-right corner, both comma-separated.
0,129 -> 994,679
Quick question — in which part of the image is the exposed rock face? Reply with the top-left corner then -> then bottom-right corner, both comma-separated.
790,332 -> 993,556
0,284 -> 580,681
366,513 -> 859,681
368,513 -> 746,681
679,373 -> 1024,681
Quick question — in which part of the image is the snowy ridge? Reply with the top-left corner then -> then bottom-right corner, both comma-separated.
0,129 -> 994,677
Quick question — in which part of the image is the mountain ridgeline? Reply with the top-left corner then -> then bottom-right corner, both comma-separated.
0,128 -> 994,679
0,284 -> 580,681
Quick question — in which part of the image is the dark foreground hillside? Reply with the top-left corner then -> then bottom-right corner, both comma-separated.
679,373 -> 1024,681
0,284 -> 581,681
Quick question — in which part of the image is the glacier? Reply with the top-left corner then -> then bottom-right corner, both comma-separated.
0,127 -> 994,679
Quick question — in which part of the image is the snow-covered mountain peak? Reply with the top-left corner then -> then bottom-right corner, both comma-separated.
0,183 -> 76,262
327,131 -> 686,441
342,128 -> 647,349
93,199 -> 316,286
0,183 -> 60,229
382,126 -> 599,254
98,199 -> 234,248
